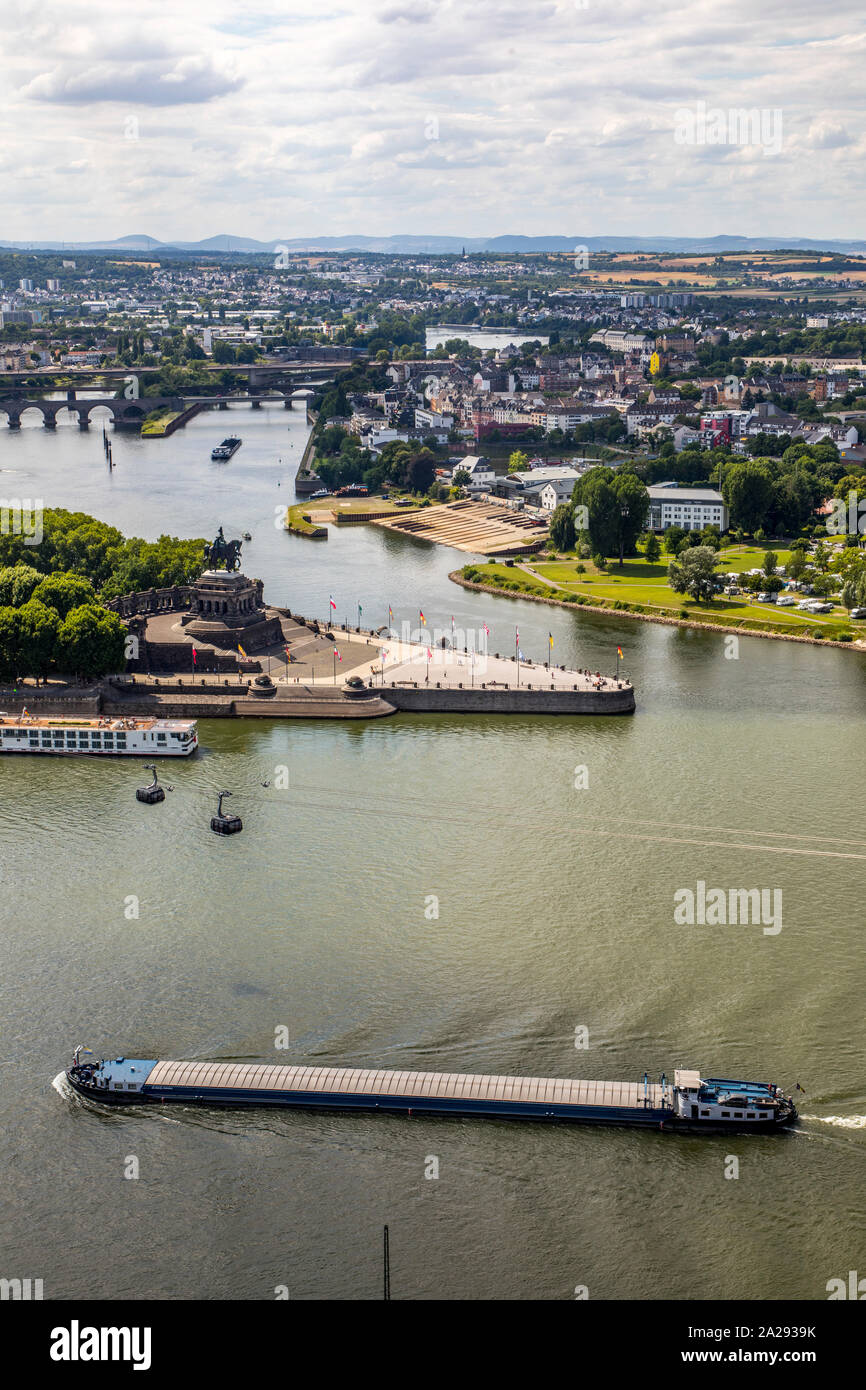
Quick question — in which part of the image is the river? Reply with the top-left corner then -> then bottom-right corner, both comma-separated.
0,406 -> 863,1300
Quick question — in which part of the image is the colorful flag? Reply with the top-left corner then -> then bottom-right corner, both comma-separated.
238,644 -> 248,659
191,647 -> 197,667
285,645 -> 292,663
359,603 -> 363,615
334,648 -> 342,662
388,605 -> 393,621
419,609 -> 426,625
617,646 -> 623,658
483,622 -> 490,635
329,595 -> 337,610
426,647 -> 432,660
548,632 -> 554,649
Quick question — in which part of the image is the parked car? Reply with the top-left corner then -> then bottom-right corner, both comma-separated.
807,602 -> 834,614
723,584 -> 740,595
850,607 -> 866,619
775,595 -> 796,607
756,592 -> 775,603
310,489 -> 329,498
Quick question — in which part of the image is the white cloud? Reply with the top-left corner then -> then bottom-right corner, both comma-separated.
2,0 -> 866,239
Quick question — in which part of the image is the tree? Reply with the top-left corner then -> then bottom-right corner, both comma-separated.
611,472 -> 650,565
663,524 -> 687,555
762,550 -> 778,580
31,572 -> 95,618
813,541 -> 831,573
787,547 -> 808,581
572,467 -> 619,558
0,563 -> 42,608
643,532 -> 661,563
0,606 -> 22,678
406,449 -> 437,494
17,598 -> 59,682
667,546 -> 718,603
720,460 -> 774,533
549,504 -> 576,552
453,468 -> 470,489
212,339 -> 235,364
57,605 -> 126,678
508,450 -> 529,474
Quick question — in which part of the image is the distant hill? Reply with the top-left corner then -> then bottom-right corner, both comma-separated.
3,232 -> 866,256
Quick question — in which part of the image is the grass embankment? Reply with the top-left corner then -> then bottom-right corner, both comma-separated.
285,494 -> 422,536
141,411 -> 181,437
461,541 -> 861,642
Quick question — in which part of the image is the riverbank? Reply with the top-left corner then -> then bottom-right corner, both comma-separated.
449,568 -> 866,651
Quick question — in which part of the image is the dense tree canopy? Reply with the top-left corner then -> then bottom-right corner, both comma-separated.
0,510 -> 203,680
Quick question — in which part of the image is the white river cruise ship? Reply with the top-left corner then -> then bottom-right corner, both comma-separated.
0,714 -> 198,757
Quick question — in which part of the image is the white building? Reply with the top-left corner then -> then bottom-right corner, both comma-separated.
414,406 -> 454,432
647,484 -> 728,533
455,456 -> 496,491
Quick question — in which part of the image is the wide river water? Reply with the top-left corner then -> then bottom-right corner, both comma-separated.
0,404 -> 863,1300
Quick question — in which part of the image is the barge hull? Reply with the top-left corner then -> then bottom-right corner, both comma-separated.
65,1057 -> 797,1132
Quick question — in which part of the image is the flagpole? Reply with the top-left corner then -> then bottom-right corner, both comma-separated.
333,649 -> 336,685
516,627 -> 520,688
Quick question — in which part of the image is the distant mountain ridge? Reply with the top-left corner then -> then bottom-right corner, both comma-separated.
3,232 -> 866,256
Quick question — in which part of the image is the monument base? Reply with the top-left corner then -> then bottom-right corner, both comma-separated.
184,570 -> 283,651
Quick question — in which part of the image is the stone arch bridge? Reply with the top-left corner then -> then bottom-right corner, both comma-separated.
0,395 -> 184,429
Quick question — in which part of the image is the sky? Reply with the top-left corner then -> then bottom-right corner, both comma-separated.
3,0 -> 866,243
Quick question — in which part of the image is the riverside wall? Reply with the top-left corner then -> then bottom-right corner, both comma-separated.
0,683 -> 633,720
380,684 -> 635,714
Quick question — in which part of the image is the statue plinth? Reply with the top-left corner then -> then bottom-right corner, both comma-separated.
185,569 -> 282,650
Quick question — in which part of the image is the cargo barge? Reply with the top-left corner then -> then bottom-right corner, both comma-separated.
65,1052 -> 798,1132
211,436 -> 242,460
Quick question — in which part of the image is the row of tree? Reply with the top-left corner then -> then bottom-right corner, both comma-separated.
0,566 -> 126,680
0,510 -> 206,597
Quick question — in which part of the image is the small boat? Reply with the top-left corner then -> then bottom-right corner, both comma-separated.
242,531 -> 252,541
211,437 -> 242,461
64,1055 -> 798,1132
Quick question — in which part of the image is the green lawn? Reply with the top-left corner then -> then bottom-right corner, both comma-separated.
526,554 -> 853,633
462,550 -> 859,639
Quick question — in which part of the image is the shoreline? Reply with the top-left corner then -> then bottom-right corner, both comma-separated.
449,571 -> 866,652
